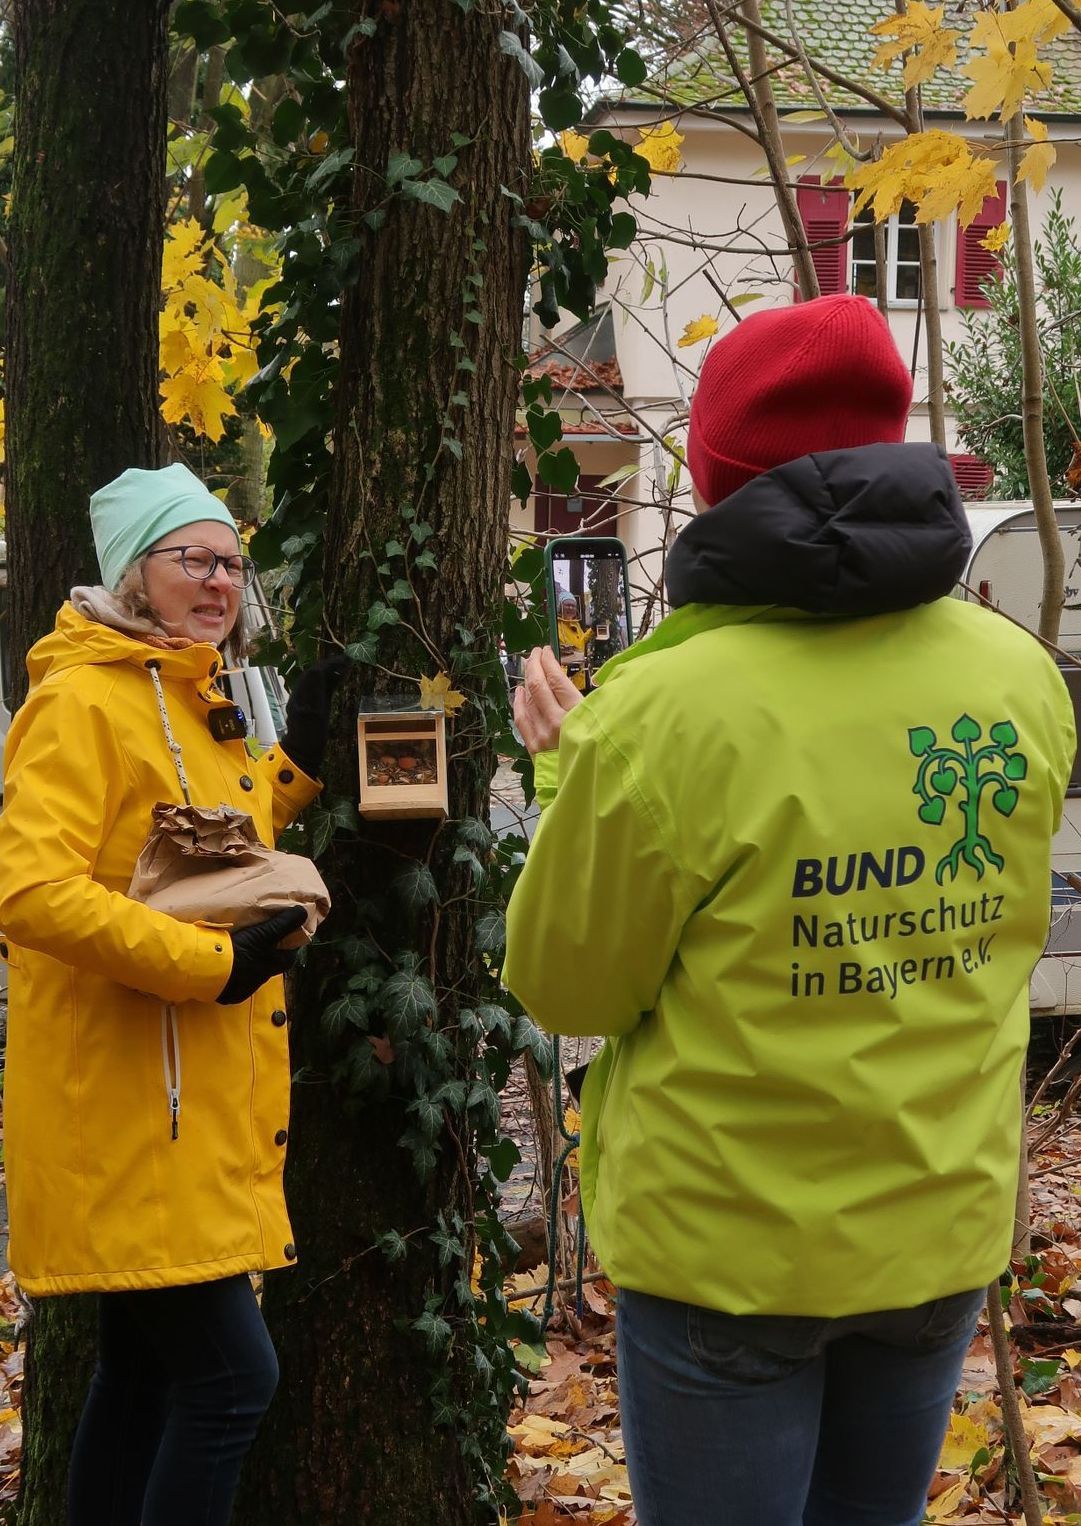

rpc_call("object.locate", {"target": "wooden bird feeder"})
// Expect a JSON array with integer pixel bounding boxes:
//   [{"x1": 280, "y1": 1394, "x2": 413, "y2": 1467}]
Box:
[{"x1": 357, "y1": 695, "x2": 448, "y2": 820}]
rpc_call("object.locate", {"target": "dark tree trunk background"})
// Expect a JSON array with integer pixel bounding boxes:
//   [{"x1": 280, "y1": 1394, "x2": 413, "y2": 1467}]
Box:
[
  {"x1": 236, "y1": 3, "x2": 529, "y2": 1520},
  {"x1": 8, "y1": 2, "x2": 170, "y2": 1518},
  {"x1": 6, "y1": 0, "x2": 168, "y2": 708}
]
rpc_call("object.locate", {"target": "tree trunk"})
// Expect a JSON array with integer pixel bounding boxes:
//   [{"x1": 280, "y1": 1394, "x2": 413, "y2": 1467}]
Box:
[
  {"x1": 235, "y1": 5, "x2": 529, "y2": 1521},
  {"x1": 8, "y1": 3, "x2": 169, "y2": 1518},
  {"x1": 7, "y1": 0, "x2": 168, "y2": 709}
]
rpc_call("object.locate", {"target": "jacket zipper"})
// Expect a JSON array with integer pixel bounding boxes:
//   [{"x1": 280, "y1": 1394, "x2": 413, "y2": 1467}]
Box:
[{"x1": 160, "y1": 1004, "x2": 182, "y2": 1140}]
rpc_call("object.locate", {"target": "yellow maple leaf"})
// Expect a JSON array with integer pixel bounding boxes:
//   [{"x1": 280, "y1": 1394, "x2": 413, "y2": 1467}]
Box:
[
  {"x1": 980, "y1": 220, "x2": 1010, "y2": 253},
  {"x1": 991, "y1": 0, "x2": 1071, "y2": 46},
  {"x1": 637, "y1": 120, "x2": 684, "y2": 174},
  {"x1": 1017, "y1": 114, "x2": 1056, "y2": 193},
  {"x1": 159, "y1": 325, "x2": 194, "y2": 377},
  {"x1": 869, "y1": 2, "x2": 960, "y2": 90},
  {"x1": 418, "y1": 671, "x2": 467, "y2": 714},
  {"x1": 558, "y1": 129, "x2": 591, "y2": 161},
  {"x1": 677, "y1": 314, "x2": 719, "y2": 348},
  {"x1": 963, "y1": 25, "x2": 1052, "y2": 122},
  {"x1": 938, "y1": 1409, "x2": 993, "y2": 1472},
  {"x1": 160, "y1": 365, "x2": 234, "y2": 443},
  {"x1": 1064, "y1": 1347, "x2": 1081, "y2": 1369}
]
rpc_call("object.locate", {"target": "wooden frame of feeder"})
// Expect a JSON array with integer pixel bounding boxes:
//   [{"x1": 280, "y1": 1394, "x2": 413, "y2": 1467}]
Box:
[{"x1": 357, "y1": 702, "x2": 448, "y2": 820}]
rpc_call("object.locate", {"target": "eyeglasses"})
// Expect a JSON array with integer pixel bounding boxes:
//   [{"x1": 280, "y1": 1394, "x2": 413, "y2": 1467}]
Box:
[{"x1": 145, "y1": 545, "x2": 256, "y2": 589}]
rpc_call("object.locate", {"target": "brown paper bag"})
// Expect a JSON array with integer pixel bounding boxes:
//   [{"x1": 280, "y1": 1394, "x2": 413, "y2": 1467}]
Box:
[{"x1": 128, "y1": 803, "x2": 331, "y2": 947}]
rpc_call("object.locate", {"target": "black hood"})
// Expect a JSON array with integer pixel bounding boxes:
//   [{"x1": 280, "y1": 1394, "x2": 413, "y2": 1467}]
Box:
[{"x1": 665, "y1": 442, "x2": 971, "y2": 617}]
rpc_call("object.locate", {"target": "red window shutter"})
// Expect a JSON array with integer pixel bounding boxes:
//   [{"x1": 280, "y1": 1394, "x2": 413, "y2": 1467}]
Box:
[
  {"x1": 795, "y1": 178, "x2": 849, "y2": 299},
  {"x1": 948, "y1": 452, "x2": 994, "y2": 499},
  {"x1": 955, "y1": 182, "x2": 1007, "y2": 309}
]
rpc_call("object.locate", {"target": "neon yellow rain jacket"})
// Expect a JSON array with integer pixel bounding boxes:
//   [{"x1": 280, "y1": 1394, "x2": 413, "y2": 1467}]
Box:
[
  {"x1": 0, "y1": 606, "x2": 320, "y2": 1295},
  {"x1": 504, "y1": 444, "x2": 1076, "y2": 1317}
]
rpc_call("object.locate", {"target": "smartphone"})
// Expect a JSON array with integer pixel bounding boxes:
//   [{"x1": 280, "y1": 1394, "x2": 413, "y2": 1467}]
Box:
[{"x1": 543, "y1": 536, "x2": 634, "y2": 697}]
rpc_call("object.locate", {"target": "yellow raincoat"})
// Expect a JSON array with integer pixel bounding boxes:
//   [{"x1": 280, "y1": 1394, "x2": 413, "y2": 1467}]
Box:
[{"x1": 0, "y1": 606, "x2": 320, "y2": 1296}]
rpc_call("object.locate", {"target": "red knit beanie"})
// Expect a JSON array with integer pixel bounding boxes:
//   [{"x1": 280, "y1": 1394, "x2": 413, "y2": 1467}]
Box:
[{"x1": 686, "y1": 295, "x2": 914, "y2": 507}]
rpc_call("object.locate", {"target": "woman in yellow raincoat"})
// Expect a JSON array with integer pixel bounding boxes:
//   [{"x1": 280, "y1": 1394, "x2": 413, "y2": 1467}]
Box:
[
  {"x1": 556, "y1": 592, "x2": 594, "y2": 693},
  {"x1": 0, "y1": 464, "x2": 343, "y2": 1526}
]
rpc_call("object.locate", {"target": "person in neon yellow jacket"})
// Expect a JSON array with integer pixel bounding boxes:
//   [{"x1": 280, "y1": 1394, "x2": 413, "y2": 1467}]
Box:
[{"x1": 504, "y1": 297, "x2": 1075, "y2": 1526}]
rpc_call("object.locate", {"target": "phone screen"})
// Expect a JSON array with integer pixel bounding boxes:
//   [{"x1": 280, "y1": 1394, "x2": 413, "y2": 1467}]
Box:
[{"x1": 547, "y1": 540, "x2": 632, "y2": 696}]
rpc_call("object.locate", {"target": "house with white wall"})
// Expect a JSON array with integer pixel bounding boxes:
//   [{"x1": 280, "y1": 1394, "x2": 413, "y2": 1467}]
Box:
[{"x1": 513, "y1": 1, "x2": 1081, "y2": 617}]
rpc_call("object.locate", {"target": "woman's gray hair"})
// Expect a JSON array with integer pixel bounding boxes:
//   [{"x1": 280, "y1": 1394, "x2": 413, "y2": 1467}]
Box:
[{"x1": 114, "y1": 555, "x2": 251, "y2": 661}]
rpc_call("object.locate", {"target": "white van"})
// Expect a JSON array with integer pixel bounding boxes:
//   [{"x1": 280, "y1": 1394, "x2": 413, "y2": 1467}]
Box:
[
  {"x1": 0, "y1": 536, "x2": 286, "y2": 798},
  {"x1": 958, "y1": 503, "x2": 1081, "y2": 1016}
]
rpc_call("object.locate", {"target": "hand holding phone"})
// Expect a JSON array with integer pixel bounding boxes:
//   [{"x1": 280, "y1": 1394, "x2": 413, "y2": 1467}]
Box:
[{"x1": 512, "y1": 646, "x2": 582, "y2": 758}]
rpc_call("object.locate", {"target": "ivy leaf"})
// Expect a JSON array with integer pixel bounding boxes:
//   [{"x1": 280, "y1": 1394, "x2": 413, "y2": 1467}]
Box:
[
  {"x1": 412, "y1": 1308, "x2": 453, "y2": 1353},
  {"x1": 498, "y1": 29, "x2": 543, "y2": 89},
  {"x1": 453, "y1": 845, "x2": 485, "y2": 886},
  {"x1": 474, "y1": 908, "x2": 506, "y2": 956},
  {"x1": 345, "y1": 633, "x2": 379, "y2": 664},
  {"x1": 512, "y1": 1014, "x2": 553, "y2": 1076},
  {"x1": 458, "y1": 816, "x2": 494, "y2": 851},
  {"x1": 395, "y1": 861, "x2": 439, "y2": 913},
  {"x1": 402, "y1": 178, "x2": 460, "y2": 213},
  {"x1": 382, "y1": 963, "x2": 437, "y2": 1036},
  {"x1": 322, "y1": 991, "x2": 369, "y2": 1039},
  {"x1": 386, "y1": 578, "x2": 413, "y2": 603},
  {"x1": 310, "y1": 797, "x2": 360, "y2": 858},
  {"x1": 433, "y1": 153, "x2": 459, "y2": 178},
  {"x1": 367, "y1": 600, "x2": 401, "y2": 631},
  {"x1": 375, "y1": 1228, "x2": 409, "y2": 1262},
  {"x1": 386, "y1": 150, "x2": 422, "y2": 184},
  {"x1": 409, "y1": 1093, "x2": 444, "y2": 1140},
  {"x1": 477, "y1": 1003, "x2": 512, "y2": 1039},
  {"x1": 307, "y1": 145, "x2": 354, "y2": 191}
]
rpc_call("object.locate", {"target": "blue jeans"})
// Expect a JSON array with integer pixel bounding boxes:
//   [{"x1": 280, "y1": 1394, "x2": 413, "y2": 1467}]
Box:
[
  {"x1": 67, "y1": 1274, "x2": 278, "y2": 1525},
  {"x1": 617, "y1": 1286, "x2": 985, "y2": 1526}
]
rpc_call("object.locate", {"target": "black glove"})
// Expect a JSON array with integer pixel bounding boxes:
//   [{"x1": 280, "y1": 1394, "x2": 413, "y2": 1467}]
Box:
[
  {"x1": 279, "y1": 653, "x2": 350, "y2": 779},
  {"x1": 216, "y1": 906, "x2": 308, "y2": 1006}
]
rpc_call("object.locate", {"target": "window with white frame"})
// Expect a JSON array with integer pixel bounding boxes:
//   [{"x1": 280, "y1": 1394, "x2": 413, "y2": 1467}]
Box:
[{"x1": 851, "y1": 199, "x2": 922, "y2": 306}]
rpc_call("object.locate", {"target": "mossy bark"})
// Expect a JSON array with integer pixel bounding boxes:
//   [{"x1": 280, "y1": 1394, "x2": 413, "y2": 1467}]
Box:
[
  {"x1": 6, "y1": 0, "x2": 168, "y2": 708},
  {"x1": 8, "y1": 4, "x2": 169, "y2": 1520},
  {"x1": 235, "y1": 4, "x2": 529, "y2": 1521}
]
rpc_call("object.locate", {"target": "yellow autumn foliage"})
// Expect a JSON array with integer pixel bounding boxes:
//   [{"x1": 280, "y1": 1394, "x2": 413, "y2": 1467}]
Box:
[
  {"x1": 418, "y1": 671, "x2": 468, "y2": 714},
  {"x1": 677, "y1": 314, "x2": 719, "y2": 348},
  {"x1": 1018, "y1": 114, "x2": 1056, "y2": 194},
  {"x1": 869, "y1": 2, "x2": 960, "y2": 90},
  {"x1": 980, "y1": 221, "x2": 1010, "y2": 253},
  {"x1": 159, "y1": 217, "x2": 269, "y2": 444},
  {"x1": 846, "y1": 130, "x2": 998, "y2": 228},
  {"x1": 636, "y1": 121, "x2": 684, "y2": 174}
]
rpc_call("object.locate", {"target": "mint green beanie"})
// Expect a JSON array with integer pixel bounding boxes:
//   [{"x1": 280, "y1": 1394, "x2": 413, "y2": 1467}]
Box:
[{"x1": 90, "y1": 463, "x2": 240, "y2": 592}]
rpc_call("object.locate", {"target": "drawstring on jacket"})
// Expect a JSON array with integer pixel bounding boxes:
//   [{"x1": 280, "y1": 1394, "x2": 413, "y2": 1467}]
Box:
[{"x1": 148, "y1": 663, "x2": 193, "y2": 1140}]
